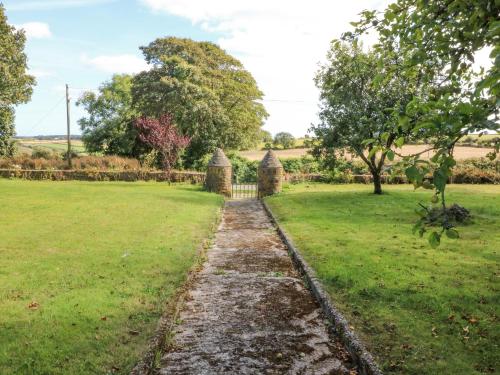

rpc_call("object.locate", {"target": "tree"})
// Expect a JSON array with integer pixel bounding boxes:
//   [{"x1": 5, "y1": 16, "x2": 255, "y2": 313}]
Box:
[
  {"x1": 132, "y1": 37, "x2": 268, "y2": 164},
  {"x1": 311, "y1": 41, "x2": 421, "y2": 194},
  {"x1": 260, "y1": 129, "x2": 273, "y2": 144},
  {"x1": 273, "y1": 132, "x2": 296, "y2": 149},
  {"x1": 0, "y1": 4, "x2": 35, "y2": 156},
  {"x1": 346, "y1": 0, "x2": 499, "y2": 244},
  {"x1": 135, "y1": 114, "x2": 190, "y2": 174},
  {"x1": 77, "y1": 74, "x2": 140, "y2": 156}
]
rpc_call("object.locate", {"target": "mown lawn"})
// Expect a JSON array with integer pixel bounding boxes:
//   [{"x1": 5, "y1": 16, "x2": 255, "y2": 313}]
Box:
[
  {"x1": 266, "y1": 184, "x2": 499, "y2": 374},
  {"x1": 0, "y1": 180, "x2": 223, "y2": 374}
]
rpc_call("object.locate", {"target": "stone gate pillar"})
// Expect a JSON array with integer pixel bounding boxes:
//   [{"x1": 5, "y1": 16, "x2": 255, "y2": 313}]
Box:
[
  {"x1": 258, "y1": 150, "x2": 283, "y2": 198},
  {"x1": 205, "y1": 148, "x2": 232, "y2": 197}
]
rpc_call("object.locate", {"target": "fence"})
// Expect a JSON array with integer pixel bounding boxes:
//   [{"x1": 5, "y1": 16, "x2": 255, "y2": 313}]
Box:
[{"x1": 231, "y1": 183, "x2": 258, "y2": 198}]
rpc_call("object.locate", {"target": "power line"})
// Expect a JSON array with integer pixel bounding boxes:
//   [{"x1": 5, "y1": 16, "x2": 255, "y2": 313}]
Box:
[{"x1": 24, "y1": 95, "x2": 66, "y2": 135}]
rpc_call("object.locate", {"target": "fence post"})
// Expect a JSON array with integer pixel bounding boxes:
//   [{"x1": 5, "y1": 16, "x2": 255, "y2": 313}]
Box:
[{"x1": 205, "y1": 148, "x2": 232, "y2": 197}]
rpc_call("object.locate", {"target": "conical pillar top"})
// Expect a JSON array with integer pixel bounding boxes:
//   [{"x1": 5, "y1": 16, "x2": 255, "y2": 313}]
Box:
[
  {"x1": 208, "y1": 148, "x2": 231, "y2": 167},
  {"x1": 260, "y1": 149, "x2": 282, "y2": 168}
]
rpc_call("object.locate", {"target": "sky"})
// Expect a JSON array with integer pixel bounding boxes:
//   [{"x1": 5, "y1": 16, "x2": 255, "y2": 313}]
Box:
[{"x1": 6, "y1": 0, "x2": 489, "y2": 138}]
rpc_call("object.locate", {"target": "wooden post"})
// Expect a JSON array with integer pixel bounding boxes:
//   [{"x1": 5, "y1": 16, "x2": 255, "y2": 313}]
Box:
[{"x1": 66, "y1": 84, "x2": 72, "y2": 168}]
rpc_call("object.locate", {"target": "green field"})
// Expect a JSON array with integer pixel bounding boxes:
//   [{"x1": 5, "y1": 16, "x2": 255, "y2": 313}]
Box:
[
  {"x1": 266, "y1": 184, "x2": 499, "y2": 374},
  {"x1": 0, "y1": 180, "x2": 223, "y2": 374},
  {"x1": 14, "y1": 139, "x2": 87, "y2": 156}
]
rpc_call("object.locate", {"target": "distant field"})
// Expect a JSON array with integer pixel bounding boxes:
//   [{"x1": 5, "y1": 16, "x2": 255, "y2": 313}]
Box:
[
  {"x1": 14, "y1": 139, "x2": 87, "y2": 156},
  {"x1": 240, "y1": 145, "x2": 495, "y2": 161}
]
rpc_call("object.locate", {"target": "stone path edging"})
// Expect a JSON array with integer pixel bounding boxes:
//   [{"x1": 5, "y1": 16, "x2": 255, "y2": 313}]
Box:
[
  {"x1": 262, "y1": 200, "x2": 383, "y2": 375},
  {"x1": 130, "y1": 209, "x2": 223, "y2": 375}
]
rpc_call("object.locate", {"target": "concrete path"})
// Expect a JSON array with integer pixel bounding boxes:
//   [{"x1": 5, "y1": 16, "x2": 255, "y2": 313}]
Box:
[{"x1": 160, "y1": 199, "x2": 356, "y2": 374}]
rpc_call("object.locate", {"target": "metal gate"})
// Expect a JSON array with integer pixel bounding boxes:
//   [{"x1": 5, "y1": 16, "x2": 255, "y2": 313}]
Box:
[{"x1": 231, "y1": 183, "x2": 258, "y2": 199}]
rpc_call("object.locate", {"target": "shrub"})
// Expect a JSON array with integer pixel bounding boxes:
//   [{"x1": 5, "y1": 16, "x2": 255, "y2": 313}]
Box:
[
  {"x1": 0, "y1": 155, "x2": 142, "y2": 171},
  {"x1": 31, "y1": 147, "x2": 53, "y2": 159},
  {"x1": 280, "y1": 156, "x2": 321, "y2": 174},
  {"x1": 226, "y1": 152, "x2": 258, "y2": 183}
]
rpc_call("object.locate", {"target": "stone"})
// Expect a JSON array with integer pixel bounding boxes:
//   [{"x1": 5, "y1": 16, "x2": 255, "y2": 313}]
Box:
[
  {"x1": 159, "y1": 200, "x2": 355, "y2": 374},
  {"x1": 205, "y1": 148, "x2": 232, "y2": 197},
  {"x1": 258, "y1": 150, "x2": 283, "y2": 197}
]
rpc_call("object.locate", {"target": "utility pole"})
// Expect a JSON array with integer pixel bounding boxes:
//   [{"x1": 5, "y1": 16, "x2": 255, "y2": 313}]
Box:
[{"x1": 65, "y1": 84, "x2": 72, "y2": 168}]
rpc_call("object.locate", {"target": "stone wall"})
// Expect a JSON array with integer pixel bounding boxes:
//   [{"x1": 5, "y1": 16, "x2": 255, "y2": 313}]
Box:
[
  {"x1": 258, "y1": 150, "x2": 283, "y2": 197},
  {"x1": 258, "y1": 167, "x2": 283, "y2": 197},
  {"x1": 204, "y1": 149, "x2": 233, "y2": 196},
  {"x1": 205, "y1": 166, "x2": 232, "y2": 196}
]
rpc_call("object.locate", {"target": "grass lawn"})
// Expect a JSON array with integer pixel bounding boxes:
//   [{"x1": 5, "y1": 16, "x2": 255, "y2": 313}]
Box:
[
  {"x1": 265, "y1": 184, "x2": 499, "y2": 374},
  {"x1": 0, "y1": 180, "x2": 223, "y2": 374}
]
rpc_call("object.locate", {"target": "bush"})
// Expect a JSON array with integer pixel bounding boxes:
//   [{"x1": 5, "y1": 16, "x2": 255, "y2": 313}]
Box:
[
  {"x1": 0, "y1": 155, "x2": 141, "y2": 171},
  {"x1": 31, "y1": 147, "x2": 53, "y2": 159},
  {"x1": 280, "y1": 156, "x2": 321, "y2": 174},
  {"x1": 227, "y1": 152, "x2": 258, "y2": 183}
]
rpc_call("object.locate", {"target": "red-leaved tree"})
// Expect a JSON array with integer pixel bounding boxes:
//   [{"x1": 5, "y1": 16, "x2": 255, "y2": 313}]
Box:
[{"x1": 134, "y1": 114, "x2": 191, "y2": 174}]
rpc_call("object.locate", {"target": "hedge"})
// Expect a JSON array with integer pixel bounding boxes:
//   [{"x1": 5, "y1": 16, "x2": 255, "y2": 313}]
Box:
[{"x1": 0, "y1": 169, "x2": 205, "y2": 183}]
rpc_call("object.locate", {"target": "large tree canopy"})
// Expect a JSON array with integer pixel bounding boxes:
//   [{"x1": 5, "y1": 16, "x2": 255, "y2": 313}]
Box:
[
  {"x1": 0, "y1": 4, "x2": 35, "y2": 156},
  {"x1": 345, "y1": 0, "x2": 499, "y2": 245},
  {"x1": 77, "y1": 74, "x2": 140, "y2": 156},
  {"x1": 132, "y1": 37, "x2": 268, "y2": 164},
  {"x1": 312, "y1": 41, "x2": 424, "y2": 194}
]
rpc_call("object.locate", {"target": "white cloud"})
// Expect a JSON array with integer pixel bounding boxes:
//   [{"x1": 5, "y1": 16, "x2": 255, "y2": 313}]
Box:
[
  {"x1": 28, "y1": 68, "x2": 54, "y2": 78},
  {"x1": 141, "y1": 0, "x2": 389, "y2": 136},
  {"x1": 82, "y1": 54, "x2": 149, "y2": 74},
  {"x1": 15, "y1": 22, "x2": 52, "y2": 39},
  {"x1": 7, "y1": 0, "x2": 116, "y2": 11}
]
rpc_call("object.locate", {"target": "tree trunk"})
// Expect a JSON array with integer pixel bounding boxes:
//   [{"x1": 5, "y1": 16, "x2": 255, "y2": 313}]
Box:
[{"x1": 372, "y1": 171, "x2": 382, "y2": 194}]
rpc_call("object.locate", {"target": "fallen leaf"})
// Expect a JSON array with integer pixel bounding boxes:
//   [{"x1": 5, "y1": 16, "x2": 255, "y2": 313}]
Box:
[
  {"x1": 431, "y1": 327, "x2": 438, "y2": 337},
  {"x1": 468, "y1": 317, "x2": 479, "y2": 325}
]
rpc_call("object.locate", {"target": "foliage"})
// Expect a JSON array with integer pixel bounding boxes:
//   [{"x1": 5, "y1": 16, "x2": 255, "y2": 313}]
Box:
[
  {"x1": 0, "y1": 154, "x2": 141, "y2": 171},
  {"x1": 458, "y1": 134, "x2": 499, "y2": 148},
  {"x1": 134, "y1": 114, "x2": 190, "y2": 173},
  {"x1": 280, "y1": 156, "x2": 321, "y2": 174},
  {"x1": 312, "y1": 41, "x2": 422, "y2": 194},
  {"x1": 0, "y1": 180, "x2": 222, "y2": 374},
  {"x1": 31, "y1": 147, "x2": 53, "y2": 159},
  {"x1": 345, "y1": 0, "x2": 499, "y2": 245},
  {"x1": 266, "y1": 183, "x2": 500, "y2": 374},
  {"x1": 77, "y1": 75, "x2": 141, "y2": 156},
  {"x1": 0, "y1": 5, "x2": 35, "y2": 156},
  {"x1": 132, "y1": 37, "x2": 268, "y2": 164},
  {"x1": 227, "y1": 152, "x2": 259, "y2": 183},
  {"x1": 259, "y1": 129, "x2": 273, "y2": 144},
  {"x1": 273, "y1": 132, "x2": 296, "y2": 149}
]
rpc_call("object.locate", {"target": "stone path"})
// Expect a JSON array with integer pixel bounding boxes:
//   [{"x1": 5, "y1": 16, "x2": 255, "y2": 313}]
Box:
[{"x1": 160, "y1": 199, "x2": 356, "y2": 374}]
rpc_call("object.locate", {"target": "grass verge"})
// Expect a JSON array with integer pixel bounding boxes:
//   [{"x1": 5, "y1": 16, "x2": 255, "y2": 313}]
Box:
[{"x1": 265, "y1": 184, "x2": 499, "y2": 374}]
